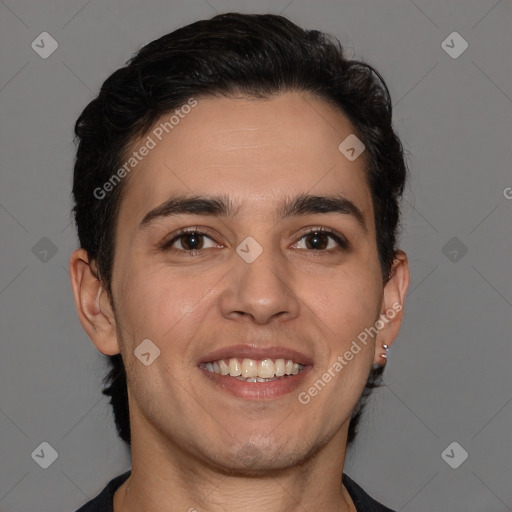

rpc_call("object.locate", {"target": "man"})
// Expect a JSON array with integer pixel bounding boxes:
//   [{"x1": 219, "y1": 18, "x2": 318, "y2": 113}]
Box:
[{"x1": 69, "y1": 12, "x2": 409, "y2": 512}]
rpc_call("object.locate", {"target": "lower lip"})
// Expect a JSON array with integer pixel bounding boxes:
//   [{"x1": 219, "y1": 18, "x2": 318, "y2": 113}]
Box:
[{"x1": 199, "y1": 366, "x2": 312, "y2": 400}]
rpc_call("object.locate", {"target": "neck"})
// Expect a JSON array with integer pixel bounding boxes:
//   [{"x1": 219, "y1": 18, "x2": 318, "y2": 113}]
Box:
[
  {"x1": 114, "y1": 400, "x2": 356, "y2": 512},
  {"x1": 113, "y1": 418, "x2": 355, "y2": 512},
  {"x1": 115, "y1": 460, "x2": 354, "y2": 512}
]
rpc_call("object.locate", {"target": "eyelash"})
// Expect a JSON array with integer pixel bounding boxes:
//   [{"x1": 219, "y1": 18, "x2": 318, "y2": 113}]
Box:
[{"x1": 159, "y1": 226, "x2": 348, "y2": 256}]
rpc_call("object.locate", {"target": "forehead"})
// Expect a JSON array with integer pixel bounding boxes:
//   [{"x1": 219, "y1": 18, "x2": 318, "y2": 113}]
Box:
[{"x1": 117, "y1": 92, "x2": 374, "y2": 229}]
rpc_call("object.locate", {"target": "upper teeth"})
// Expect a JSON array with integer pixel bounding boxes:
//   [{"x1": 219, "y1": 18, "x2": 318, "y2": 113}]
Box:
[{"x1": 204, "y1": 358, "x2": 304, "y2": 378}]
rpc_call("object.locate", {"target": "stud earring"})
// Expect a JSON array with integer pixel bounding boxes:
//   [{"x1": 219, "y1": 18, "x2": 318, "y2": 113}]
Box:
[{"x1": 372, "y1": 344, "x2": 390, "y2": 371}]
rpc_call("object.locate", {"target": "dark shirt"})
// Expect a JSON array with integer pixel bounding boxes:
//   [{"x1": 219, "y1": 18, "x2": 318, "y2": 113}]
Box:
[{"x1": 75, "y1": 470, "x2": 395, "y2": 512}]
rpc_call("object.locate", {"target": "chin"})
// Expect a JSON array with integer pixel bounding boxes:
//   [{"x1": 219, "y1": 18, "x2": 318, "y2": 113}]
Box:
[{"x1": 201, "y1": 436, "x2": 313, "y2": 474}]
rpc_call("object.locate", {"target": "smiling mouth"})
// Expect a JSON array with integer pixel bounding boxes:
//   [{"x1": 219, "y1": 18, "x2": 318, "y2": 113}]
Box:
[{"x1": 200, "y1": 357, "x2": 305, "y2": 382}]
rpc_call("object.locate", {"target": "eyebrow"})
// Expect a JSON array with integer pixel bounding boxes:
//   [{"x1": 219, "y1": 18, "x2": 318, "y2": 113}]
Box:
[{"x1": 139, "y1": 192, "x2": 368, "y2": 233}]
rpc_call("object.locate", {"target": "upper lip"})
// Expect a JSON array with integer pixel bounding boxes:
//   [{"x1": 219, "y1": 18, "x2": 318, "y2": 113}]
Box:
[{"x1": 199, "y1": 344, "x2": 313, "y2": 366}]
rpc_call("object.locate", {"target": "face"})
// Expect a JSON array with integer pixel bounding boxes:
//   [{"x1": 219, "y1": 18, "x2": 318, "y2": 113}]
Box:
[{"x1": 73, "y1": 91, "x2": 408, "y2": 473}]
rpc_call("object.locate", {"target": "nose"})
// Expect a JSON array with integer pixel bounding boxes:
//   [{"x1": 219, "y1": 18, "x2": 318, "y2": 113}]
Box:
[{"x1": 218, "y1": 243, "x2": 301, "y2": 325}]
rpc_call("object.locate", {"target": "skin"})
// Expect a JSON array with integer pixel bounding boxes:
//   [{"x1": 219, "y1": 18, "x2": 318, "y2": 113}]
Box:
[{"x1": 69, "y1": 91, "x2": 409, "y2": 512}]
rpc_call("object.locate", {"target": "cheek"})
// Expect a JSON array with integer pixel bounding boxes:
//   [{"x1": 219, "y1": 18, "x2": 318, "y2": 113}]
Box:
[
  {"x1": 303, "y1": 266, "x2": 382, "y2": 338},
  {"x1": 115, "y1": 262, "x2": 215, "y2": 350}
]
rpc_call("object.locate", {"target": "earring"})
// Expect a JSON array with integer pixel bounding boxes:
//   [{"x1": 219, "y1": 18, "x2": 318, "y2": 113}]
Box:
[{"x1": 372, "y1": 344, "x2": 390, "y2": 370}]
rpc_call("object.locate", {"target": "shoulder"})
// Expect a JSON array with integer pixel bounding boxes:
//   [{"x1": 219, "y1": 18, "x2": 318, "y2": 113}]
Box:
[
  {"x1": 342, "y1": 473, "x2": 396, "y2": 512},
  {"x1": 74, "y1": 470, "x2": 131, "y2": 512}
]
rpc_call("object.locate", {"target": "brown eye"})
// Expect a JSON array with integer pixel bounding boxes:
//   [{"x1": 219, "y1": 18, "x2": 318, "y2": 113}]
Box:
[
  {"x1": 293, "y1": 228, "x2": 348, "y2": 251},
  {"x1": 161, "y1": 229, "x2": 219, "y2": 254},
  {"x1": 175, "y1": 232, "x2": 204, "y2": 251},
  {"x1": 304, "y1": 231, "x2": 330, "y2": 250}
]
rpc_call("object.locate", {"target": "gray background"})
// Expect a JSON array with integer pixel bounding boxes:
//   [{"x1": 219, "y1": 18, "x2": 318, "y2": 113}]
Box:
[{"x1": 0, "y1": 0, "x2": 511, "y2": 511}]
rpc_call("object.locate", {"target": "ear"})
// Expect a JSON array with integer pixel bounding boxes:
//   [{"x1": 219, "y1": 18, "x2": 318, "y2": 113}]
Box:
[
  {"x1": 373, "y1": 250, "x2": 410, "y2": 365},
  {"x1": 69, "y1": 248, "x2": 120, "y2": 355}
]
